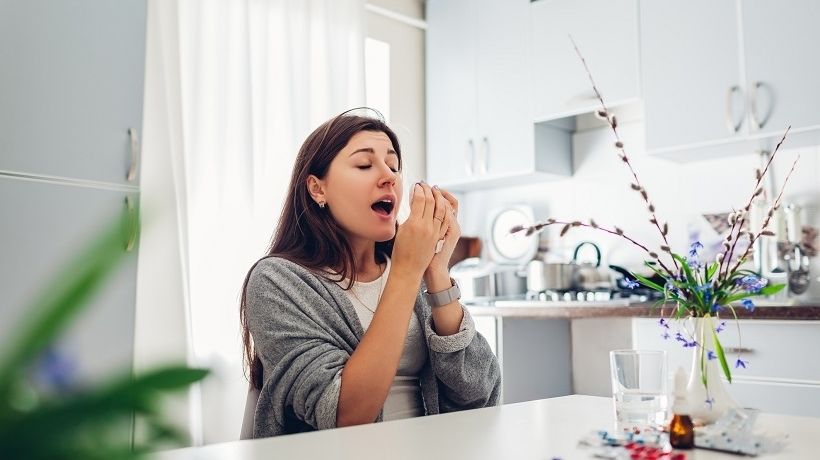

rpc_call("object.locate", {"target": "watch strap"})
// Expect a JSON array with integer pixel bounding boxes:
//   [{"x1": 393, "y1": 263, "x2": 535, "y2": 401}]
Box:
[{"x1": 424, "y1": 278, "x2": 461, "y2": 308}]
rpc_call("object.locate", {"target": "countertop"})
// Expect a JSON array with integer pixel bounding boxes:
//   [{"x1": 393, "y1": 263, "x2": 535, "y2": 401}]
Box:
[
  {"x1": 151, "y1": 395, "x2": 820, "y2": 460},
  {"x1": 466, "y1": 299, "x2": 820, "y2": 320}
]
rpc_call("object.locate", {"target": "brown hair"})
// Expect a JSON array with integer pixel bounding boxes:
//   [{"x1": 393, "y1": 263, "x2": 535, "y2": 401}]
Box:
[{"x1": 240, "y1": 110, "x2": 402, "y2": 389}]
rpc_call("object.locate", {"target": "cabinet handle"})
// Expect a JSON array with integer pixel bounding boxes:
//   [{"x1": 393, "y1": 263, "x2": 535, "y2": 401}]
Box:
[
  {"x1": 722, "y1": 346, "x2": 754, "y2": 354},
  {"x1": 127, "y1": 128, "x2": 140, "y2": 182},
  {"x1": 479, "y1": 137, "x2": 490, "y2": 175},
  {"x1": 465, "y1": 139, "x2": 475, "y2": 175},
  {"x1": 125, "y1": 195, "x2": 137, "y2": 252},
  {"x1": 726, "y1": 85, "x2": 745, "y2": 134},
  {"x1": 750, "y1": 81, "x2": 773, "y2": 131}
]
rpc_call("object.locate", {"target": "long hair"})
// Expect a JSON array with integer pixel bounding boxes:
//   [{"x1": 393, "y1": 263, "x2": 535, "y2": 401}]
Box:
[{"x1": 240, "y1": 111, "x2": 402, "y2": 389}]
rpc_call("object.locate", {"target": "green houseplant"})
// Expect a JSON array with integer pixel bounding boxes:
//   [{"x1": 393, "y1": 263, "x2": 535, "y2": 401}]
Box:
[
  {"x1": 512, "y1": 39, "x2": 794, "y2": 423},
  {"x1": 0, "y1": 209, "x2": 208, "y2": 459}
]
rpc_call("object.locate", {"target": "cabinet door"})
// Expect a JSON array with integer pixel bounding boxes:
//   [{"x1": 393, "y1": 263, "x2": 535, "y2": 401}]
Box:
[
  {"x1": 0, "y1": 177, "x2": 138, "y2": 389},
  {"x1": 742, "y1": 0, "x2": 820, "y2": 136},
  {"x1": 475, "y1": 0, "x2": 533, "y2": 176},
  {"x1": 425, "y1": 0, "x2": 478, "y2": 185},
  {"x1": 531, "y1": 0, "x2": 640, "y2": 121},
  {"x1": 0, "y1": 0, "x2": 146, "y2": 184},
  {"x1": 640, "y1": 0, "x2": 745, "y2": 151}
]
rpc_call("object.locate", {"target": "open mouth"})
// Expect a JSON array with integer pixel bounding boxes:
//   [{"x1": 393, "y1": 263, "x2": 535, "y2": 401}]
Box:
[{"x1": 371, "y1": 199, "x2": 395, "y2": 216}]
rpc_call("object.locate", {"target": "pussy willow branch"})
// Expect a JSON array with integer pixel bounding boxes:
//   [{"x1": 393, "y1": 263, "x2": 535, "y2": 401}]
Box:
[
  {"x1": 512, "y1": 220, "x2": 676, "y2": 278},
  {"x1": 718, "y1": 127, "x2": 791, "y2": 281},
  {"x1": 728, "y1": 155, "x2": 800, "y2": 277},
  {"x1": 569, "y1": 35, "x2": 679, "y2": 273}
]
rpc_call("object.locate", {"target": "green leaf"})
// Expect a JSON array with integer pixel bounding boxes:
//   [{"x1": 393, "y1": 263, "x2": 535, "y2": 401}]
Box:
[
  {"x1": 759, "y1": 283, "x2": 786, "y2": 295},
  {"x1": 632, "y1": 272, "x2": 665, "y2": 292},
  {"x1": 712, "y1": 327, "x2": 733, "y2": 384},
  {"x1": 706, "y1": 261, "x2": 719, "y2": 282}
]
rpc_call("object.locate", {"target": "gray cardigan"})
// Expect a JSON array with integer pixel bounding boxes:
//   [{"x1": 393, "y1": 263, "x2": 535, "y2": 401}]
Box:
[{"x1": 245, "y1": 256, "x2": 502, "y2": 438}]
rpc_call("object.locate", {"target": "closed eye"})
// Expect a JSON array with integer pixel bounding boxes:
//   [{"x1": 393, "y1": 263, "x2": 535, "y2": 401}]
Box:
[{"x1": 357, "y1": 165, "x2": 400, "y2": 173}]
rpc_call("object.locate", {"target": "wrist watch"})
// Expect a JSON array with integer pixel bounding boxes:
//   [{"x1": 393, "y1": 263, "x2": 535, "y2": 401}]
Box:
[{"x1": 424, "y1": 277, "x2": 461, "y2": 308}]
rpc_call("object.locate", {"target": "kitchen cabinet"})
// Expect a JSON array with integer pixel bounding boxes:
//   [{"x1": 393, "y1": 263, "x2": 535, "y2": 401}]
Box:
[
  {"x1": 0, "y1": 0, "x2": 146, "y2": 185},
  {"x1": 0, "y1": 176, "x2": 139, "y2": 389},
  {"x1": 632, "y1": 318, "x2": 820, "y2": 418},
  {"x1": 530, "y1": 0, "x2": 640, "y2": 121},
  {"x1": 426, "y1": 0, "x2": 570, "y2": 191},
  {"x1": 640, "y1": 0, "x2": 820, "y2": 160}
]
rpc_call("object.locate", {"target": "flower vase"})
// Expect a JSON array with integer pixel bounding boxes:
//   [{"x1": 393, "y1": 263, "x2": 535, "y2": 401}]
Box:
[{"x1": 686, "y1": 317, "x2": 739, "y2": 424}]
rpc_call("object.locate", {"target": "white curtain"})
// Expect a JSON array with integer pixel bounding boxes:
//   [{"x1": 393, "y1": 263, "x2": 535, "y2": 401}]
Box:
[{"x1": 137, "y1": 0, "x2": 365, "y2": 445}]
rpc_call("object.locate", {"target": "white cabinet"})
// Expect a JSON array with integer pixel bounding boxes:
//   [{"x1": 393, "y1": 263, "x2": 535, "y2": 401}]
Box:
[
  {"x1": 640, "y1": 0, "x2": 820, "y2": 160},
  {"x1": 632, "y1": 318, "x2": 820, "y2": 418},
  {"x1": 426, "y1": 0, "x2": 570, "y2": 191},
  {"x1": 530, "y1": 0, "x2": 640, "y2": 121},
  {"x1": 0, "y1": 0, "x2": 146, "y2": 185}
]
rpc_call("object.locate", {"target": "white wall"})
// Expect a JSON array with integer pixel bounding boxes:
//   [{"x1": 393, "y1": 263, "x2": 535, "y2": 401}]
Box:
[{"x1": 459, "y1": 105, "x2": 820, "y2": 300}]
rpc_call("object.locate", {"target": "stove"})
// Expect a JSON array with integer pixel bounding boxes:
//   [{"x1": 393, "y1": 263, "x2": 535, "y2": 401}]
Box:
[{"x1": 525, "y1": 287, "x2": 663, "y2": 303}]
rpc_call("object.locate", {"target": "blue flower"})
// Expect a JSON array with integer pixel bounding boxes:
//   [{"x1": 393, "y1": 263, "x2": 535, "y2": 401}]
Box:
[
  {"x1": 683, "y1": 340, "x2": 698, "y2": 348},
  {"x1": 736, "y1": 275, "x2": 768, "y2": 293},
  {"x1": 711, "y1": 303, "x2": 724, "y2": 314},
  {"x1": 715, "y1": 321, "x2": 726, "y2": 333},
  {"x1": 675, "y1": 332, "x2": 686, "y2": 343},
  {"x1": 705, "y1": 397, "x2": 715, "y2": 409},
  {"x1": 735, "y1": 358, "x2": 749, "y2": 369},
  {"x1": 658, "y1": 318, "x2": 670, "y2": 329},
  {"x1": 661, "y1": 332, "x2": 670, "y2": 340},
  {"x1": 687, "y1": 256, "x2": 702, "y2": 270},
  {"x1": 688, "y1": 241, "x2": 704, "y2": 257},
  {"x1": 624, "y1": 278, "x2": 640, "y2": 289},
  {"x1": 741, "y1": 298, "x2": 755, "y2": 312},
  {"x1": 707, "y1": 350, "x2": 717, "y2": 360},
  {"x1": 34, "y1": 346, "x2": 76, "y2": 393}
]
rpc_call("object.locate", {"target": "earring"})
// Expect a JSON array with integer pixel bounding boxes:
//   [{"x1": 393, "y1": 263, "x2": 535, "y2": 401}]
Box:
[{"x1": 318, "y1": 201, "x2": 326, "y2": 209}]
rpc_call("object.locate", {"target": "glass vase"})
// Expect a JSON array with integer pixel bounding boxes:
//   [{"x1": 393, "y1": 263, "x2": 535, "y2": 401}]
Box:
[{"x1": 686, "y1": 317, "x2": 739, "y2": 424}]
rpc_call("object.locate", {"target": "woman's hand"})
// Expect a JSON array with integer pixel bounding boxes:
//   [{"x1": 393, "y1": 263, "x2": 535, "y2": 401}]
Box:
[
  {"x1": 424, "y1": 186, "x2": 460, "y2": 286},
  {"x1": 392, "y1": 183, "x2": 449, "y2": 279}
]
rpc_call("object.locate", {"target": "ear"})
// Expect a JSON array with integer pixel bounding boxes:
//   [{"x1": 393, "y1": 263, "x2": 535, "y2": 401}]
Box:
[{"x1": 306, "y1": 175, "x2": 326, "y2": 205}]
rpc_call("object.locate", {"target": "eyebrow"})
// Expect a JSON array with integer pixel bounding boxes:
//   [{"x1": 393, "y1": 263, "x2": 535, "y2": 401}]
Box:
[{"x1": 348, "y1": 147, "x2": 398, "y2": 157}]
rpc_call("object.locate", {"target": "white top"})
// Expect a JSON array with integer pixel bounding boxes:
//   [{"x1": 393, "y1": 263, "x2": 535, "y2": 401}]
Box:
[
  {"x1": 153, "y1": 395, "x2": 820, "y2": 460},
  {"x1": 338, "y1": 257, "x2": 427, "y2": 421}
]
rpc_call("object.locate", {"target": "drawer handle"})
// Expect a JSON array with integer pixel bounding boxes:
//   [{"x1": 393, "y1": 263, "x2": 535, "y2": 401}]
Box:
[
  {"x1": 723, "y1": 346, "x2": 753, "y2": 354},
  {"x1": 127, "y1": 128, "x2": 140, "y2": 182},
  {"x1": 750, "y1": 81, "x2": 773, "y2": 131}
]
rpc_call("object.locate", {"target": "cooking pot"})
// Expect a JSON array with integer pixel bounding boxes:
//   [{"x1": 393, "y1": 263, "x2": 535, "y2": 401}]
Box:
[
  {"x1": 526, "y1": 259, "x2": 575, "y2": 292},
  {"x1": 452, "y1": 257, "x2": 526, "y2": 301},
  {"x1": 572, "y1": 241, "x2": 608, "y2": 290}
]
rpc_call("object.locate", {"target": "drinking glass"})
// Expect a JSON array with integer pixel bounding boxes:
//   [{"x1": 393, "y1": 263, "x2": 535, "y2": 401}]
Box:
[{"x1": 609, "y1": 349, "x2": 668, "y2": 429}]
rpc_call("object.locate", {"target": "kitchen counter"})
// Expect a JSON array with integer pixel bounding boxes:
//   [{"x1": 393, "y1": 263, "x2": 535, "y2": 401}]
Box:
[
  {"x1": 467, "y1": 300, "x2": 820, "y2": 320},
  {"x1": 152, "y1": 395, "x2": 819, "y2": 460}
]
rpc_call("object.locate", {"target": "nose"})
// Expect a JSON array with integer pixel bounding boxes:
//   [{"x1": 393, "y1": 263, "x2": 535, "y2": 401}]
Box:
[{"x1": 378, "y1": 165, "x2": 397, "y2": 187}]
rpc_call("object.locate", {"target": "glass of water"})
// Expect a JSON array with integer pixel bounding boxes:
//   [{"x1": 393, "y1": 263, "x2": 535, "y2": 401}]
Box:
[{"x1": 609, "y1": 349, "x2": 668, "y2": 430}]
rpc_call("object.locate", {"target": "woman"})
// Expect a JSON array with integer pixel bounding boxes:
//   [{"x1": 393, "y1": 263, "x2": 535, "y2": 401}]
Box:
[{"x1": 240, "y1": 111, "x2": 501, "y2": 438}]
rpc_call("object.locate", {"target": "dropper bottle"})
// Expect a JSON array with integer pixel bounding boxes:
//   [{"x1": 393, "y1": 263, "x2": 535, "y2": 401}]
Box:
[{"x1": 669, "y1": 367, "x2": 694, "y2": 449}]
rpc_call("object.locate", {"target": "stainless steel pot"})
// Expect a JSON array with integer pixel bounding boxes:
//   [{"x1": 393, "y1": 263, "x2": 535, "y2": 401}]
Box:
[
  {"x1": 452, "y1": 257, "x2": 526, "y2": 301},
  {"x1": 526, "y1": 259, "x2": 576, "y2": 292}
]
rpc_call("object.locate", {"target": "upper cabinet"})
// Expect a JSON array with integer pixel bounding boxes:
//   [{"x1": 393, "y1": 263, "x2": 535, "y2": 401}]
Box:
[
  {"x1": 530, "y1": 0, "x2": 640, "y2": 121},
  {"x1": 0, "y1": 0, "x2": 146, "y2": 185},
  {"x1": 426, "y1": 0, "x2": 570, "y2": 191},
  {"x1": 641, "y1": 0, "x2": 820, "y2": 160}
]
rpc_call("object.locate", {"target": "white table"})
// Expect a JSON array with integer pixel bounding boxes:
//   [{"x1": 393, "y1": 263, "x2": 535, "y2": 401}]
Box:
[{"x1": 152, "y1": 395, "x2": 818, "y2": 459}]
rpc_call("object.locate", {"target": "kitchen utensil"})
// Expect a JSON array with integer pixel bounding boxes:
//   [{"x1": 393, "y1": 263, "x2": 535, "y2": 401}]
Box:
[
  {"x1": 572, "y1": 241, "x2": 604, "y2": 290},
  {"x1": 526, "y1": 259, "x2": 575, "y2": 292},
  {"x1": 451, "y1": 257, "x2": 526, "y2": 301},
  {"x1": 487, "y1": 205, "x2": 537, "y2": 264}
]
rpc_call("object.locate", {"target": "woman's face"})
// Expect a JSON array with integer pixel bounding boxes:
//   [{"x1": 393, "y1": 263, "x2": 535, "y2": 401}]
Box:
[{"x1": 313, "y1": 130, "x2": 403, "y2": 244}]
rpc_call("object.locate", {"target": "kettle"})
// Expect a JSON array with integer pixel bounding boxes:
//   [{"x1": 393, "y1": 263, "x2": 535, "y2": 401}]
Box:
[{"x1": 572, "y1": 241, "x2": 606, "y2": 290}]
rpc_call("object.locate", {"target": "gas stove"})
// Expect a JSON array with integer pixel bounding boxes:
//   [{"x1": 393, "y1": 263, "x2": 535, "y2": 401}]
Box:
[{"x1": 525, "y1": 287, "x2": 664, "y2": 303}]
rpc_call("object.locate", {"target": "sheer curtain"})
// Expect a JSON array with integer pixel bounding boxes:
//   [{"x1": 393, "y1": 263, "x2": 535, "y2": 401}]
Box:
[{"x1": 137, "y1": 0, "x2": 365, "y2": 444}]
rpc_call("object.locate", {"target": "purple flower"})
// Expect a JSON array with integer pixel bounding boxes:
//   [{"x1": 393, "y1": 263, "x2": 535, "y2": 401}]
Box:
[
  {"x1": 707, "y1": 350, "x2": 717, "y2": 360},
  {"x1": 658, "y1": 318, "x2": 670, "y2": 329},
  {"x1": 675, "y1": 332, "x2": 686, "y2": 343},
  {"x1": 34, "y1": 347, "x2": 76, "y2": 393},
  {"x1": 715, "y1": 321, "x2": 726, "y2": 333},
  {"x1": 661, "y1": 332, "x2": 670, "y2": 340},
  {"x1": 689, "y1": 241, "x2": 704, "y2": 257},
  {"x1": 736, "y1": 275, "x2": 768, "y2": 293},
  {"x1": 705, "y1": 397, "x2": 715, "y2": 409},
  {"x1": 624, "y1": 278, "x2": 640, "y2": 289},
  {"x1": 683, "y1": 340, "x2": 698, "y2": 348},
  {"x1": 741, "y1": 298, "x2": 756, "y2": 312},
  {"x1": 711, "y1": 303, "x2": 724, "y2": 314},
  {"x1": 735, "y1": 358, "x2": 749, "y2": 369},
  {"x1": 687, "y1": 256, "x2": 702, "y2": 270}
]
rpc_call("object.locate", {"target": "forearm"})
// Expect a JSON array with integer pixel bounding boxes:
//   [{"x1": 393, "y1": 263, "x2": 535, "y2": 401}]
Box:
[
  {"x1": 424, "y1": 269, "x2": 464, "y2": 336},
  {"x1": 336, "y1": 267, "x2": 422, "y2": 427}
]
